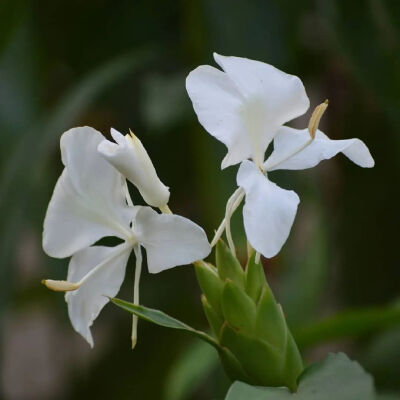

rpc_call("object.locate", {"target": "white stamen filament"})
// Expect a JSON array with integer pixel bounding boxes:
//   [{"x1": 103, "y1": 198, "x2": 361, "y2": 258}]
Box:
[
  {"x1": 125, "y1": 181, "x2": 134, "y2": 207},
  {"x1": 263, "y1": 138, "x2": 314, "y2": 172},
  {"x1": 131, "y1": 244, "x2": 142, "y2": 349},
  {"x1": 42, "y1": 241, "x2": 134, "y2": 293},
  {"x1": 211, "y1": 187, "x2": 244, "y2": 251}
]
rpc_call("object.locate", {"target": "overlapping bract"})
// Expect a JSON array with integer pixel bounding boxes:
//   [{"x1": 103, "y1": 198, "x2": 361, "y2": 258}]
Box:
[{"x1": 195, "y1": 241, "x2": 303, "y2": 390}]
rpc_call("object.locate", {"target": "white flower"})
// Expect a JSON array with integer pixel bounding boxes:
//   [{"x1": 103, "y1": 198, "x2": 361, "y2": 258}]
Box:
[
  {"x1": 186, "y1": 53, "x2": 310, "y2": 169},
  {"x1": 186, "y1": 54, "x2": 374, "y2": 258},
  {"x1": 98, "y1": 128, "x2": 170, "y2": 208},
  {"x1": 42, "y1": 127, "x2": 210, "y2": 347}
]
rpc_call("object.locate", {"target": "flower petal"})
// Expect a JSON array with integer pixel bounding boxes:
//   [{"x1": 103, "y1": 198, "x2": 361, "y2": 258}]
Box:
[
  {"x1": 213, "y1": 54, "x2": 309, "y2": 124},
  {"x1": 264, "y1": 127, "x2": 375, "y2": 171},
  {"x1": 134, "y1": 207, "x2": 211, "y2": 273},
  {"x1": 186, "y1": 65, "x2": 252, "y2": 169},
  {"x1": 237, "y1": 160, "x2": 300, "y2": 258},
  {"x1": 43, "y1": 127, "x2": 134, "y2": 258},
  {"x1": 186, "y1": 54, "x2": 309, "y2": 168},
  {"x1": 65, "y1": 243, "x2": 132, "y2": 347},
  {"x1": 98, "y1": 128, "x2": 170, "y2": 207}
]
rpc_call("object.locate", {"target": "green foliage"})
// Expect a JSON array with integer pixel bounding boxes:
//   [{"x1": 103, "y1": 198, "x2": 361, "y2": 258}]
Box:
[
  {"x1": 225, "y1": 353, "x2": 375, "y2": 400},
  {"x1": 294, "y1": 300, "x2": 400, "y2": 350},
  {"x1": 163, "y1": 340, "x2": 219, "y2": 400},
  {"x1": 110, "y1": 298, "x2": 219, "y2": 349}
]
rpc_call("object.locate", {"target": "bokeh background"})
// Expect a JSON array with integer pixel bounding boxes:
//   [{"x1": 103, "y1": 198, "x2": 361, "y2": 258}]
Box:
[{"x1": 1, "y1": 0, "x2": 399, "y2": 399}]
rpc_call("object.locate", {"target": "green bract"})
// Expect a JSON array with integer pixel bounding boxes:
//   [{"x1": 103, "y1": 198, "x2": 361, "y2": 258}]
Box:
[{"x1": 196, "y1": 241, "x2": 303, "y2": 390}]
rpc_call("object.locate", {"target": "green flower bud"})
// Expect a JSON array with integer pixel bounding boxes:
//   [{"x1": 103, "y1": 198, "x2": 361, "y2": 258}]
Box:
[{"x1": 196, "y1": 240, "x2": 304, "y2": 391}]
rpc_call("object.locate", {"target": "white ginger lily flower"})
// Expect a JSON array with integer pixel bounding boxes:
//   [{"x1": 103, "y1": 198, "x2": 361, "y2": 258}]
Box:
[
  {"x1": 186, "y1": 53, "x2": 374, "y2": 258},
  {"x1": 98, "y1": 128, "x2": 170, "y2": 208},
  {"x1": 42, "y1": 127, "x2": 210, "y2": 347}
]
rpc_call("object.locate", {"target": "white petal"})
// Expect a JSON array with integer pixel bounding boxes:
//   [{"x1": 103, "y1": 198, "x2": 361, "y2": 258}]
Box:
[
  {"x1": 43, "y1": 127, "x2": 134, "y2": 258},
  {"x1": 214, "y1": 53, "x2": 309, "y2": 158},
  {"x1": 98, "y1": 128, "x2": 170, "y2": 207},
  {"x1": 186, "y1": 55, "x2": 309, "y2": 168},
  {"x1": 65, "y1": 243, "x2": 132, "y2": 347},
  {"x1": 186, "y1": 65, "x2": 252, "y2": 169},
  {"x1": 237, "y1": 160, "x2": 300, "y2": 258},
  {"x1": 264, "y1": 127, "x2": 375, "y2": 171},
  {"x1": 133, "y1": 207, "x2": 211, "y2": 273}
]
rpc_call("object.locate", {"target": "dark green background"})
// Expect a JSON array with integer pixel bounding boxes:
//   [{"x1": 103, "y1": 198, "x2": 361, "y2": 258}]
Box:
[{"x1": 0, "y1": 0, "x2": 399, "y2": 399}]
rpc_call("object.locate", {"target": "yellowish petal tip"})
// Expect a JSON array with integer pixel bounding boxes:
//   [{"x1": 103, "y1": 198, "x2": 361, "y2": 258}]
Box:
[
  {"x1": 42, "y1": 279, "x2": 80, "y2": 292},
  {"x1": 129, "y1": 129, "x2": 138, "y2": 139}
]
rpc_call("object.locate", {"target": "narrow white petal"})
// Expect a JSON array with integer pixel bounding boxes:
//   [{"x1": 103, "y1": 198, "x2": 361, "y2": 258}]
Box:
[
  {"x1": 264, "y1": 127, "x2": 375, "y2": 171},
  {"x1": 43, "y1": 127, "x2": 134, "y2": 258},
  {"x1": 98, "y1": 128, "x2": 170, "y2": 207},
  {"x1": 186, "y1": 65, "x2": 252, "y2": 169},
  {"x1": 65, "y1": 243, "x2": 132, "y2": 347},
  {"x1": 134, "y1": 207, "x2": 211, "y2": 274},
  {"x1": 237, "y1": 161, "x2": 300, "y2": 258}
]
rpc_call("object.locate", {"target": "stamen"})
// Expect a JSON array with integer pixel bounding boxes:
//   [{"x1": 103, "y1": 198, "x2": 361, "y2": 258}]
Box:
[
  {"x1": 131, "y1": 244, "x2": 142, "y2": 349},
  {"x1": 263, "y1": 99, "x2": 329, "y2": 173},
  {"x1": 308, "y1": 99, "x2": 329, "y2": 139},
  {"x1": 211, "y1": 187, "x2": 245, "y2": 248},
  {"x1": 42, "y1": 279, "x2": 80, "y2": 292}
]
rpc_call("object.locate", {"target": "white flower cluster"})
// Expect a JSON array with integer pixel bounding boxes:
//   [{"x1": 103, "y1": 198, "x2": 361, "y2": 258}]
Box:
[
  {"x1": 43, "y1": 53, "x2": 374, "y2": 348},
  {"x1": 42, "y1": 127, "x2": 210, "y2": 347}
]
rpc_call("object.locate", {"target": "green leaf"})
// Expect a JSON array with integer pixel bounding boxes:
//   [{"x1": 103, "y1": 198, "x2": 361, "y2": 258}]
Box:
[
  {"x1": 201, "y1": 294, "x2": 224, "y2": 338},
  {"x1": 110, "y1": 298, "x2": 219, "y2": 349},
  {"x1": 245, "y1": 253, "x2": 266, "y2": 303},
  {"x1": 294, "y1": 301, "x2": 400, "y2": 350},
  {"x1": 225, "y1": 353, "x2": 375, "y2": 400},
  {"x1": 111, "y1": 297, "x2": 249, "y2": 386},
  {"x1": 221, "y1": 281, "x2": 256, "y2": 333},
  {"x1": 216, "y1": 240, "x2": 245, "y2": 288},
  {"x1": 163, "y1": 340, "x2": 219, "y2": 400},
  {"x1": 195, "y1": 261, "x2": 223, "y2": 315}
]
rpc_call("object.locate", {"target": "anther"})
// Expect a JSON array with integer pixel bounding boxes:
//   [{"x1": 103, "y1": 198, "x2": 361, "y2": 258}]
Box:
[{"x1": 308, "y1": 99, "x2": 329, "y2": 139}]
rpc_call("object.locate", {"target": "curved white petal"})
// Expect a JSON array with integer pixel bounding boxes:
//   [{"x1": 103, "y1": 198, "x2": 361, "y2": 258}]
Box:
[
  {"x1": 186, "y1": 65, "x2": 252, "y2": 169},
  {"x1": 98, "y1": 128, "x2": 170, "y2": 207},
  {"x1": 133, "y1": 207, "x2": 211, "y2": 274},
  {"x1": 264, "y1": 127, "x2": 375, "y2": 171},
  {"x1": 65, "y1": 243, "x2": 132, "y2": 347},
  {"x1": 43, "y1": 127, "x2": 134, "y2": 258},
  {"x1": 214, "y1": 53, "x2": 309, "y2": 160},
  {"x1": 186, "y1": 55, "x2": 309, "y2": 168},
  {"x1": 237, "y1": 160, "x2": 300, "y2": 258}
]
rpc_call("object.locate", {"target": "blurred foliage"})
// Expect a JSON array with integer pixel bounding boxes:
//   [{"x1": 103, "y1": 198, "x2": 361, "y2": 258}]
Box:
[{"x1": 0, "y1": 0, "x2": 399, "y2": 399}]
